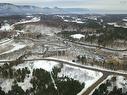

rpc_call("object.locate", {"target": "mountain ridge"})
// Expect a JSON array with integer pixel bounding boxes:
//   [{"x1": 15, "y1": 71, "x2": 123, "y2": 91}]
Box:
[{"x1": 0, "y1": 3, "x2": 90, "y2": 15}]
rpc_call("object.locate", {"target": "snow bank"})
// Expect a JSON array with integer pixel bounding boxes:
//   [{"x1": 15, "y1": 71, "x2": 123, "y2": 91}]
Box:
[
  {"x1": 123, "y1": 19, "x2": 127, "y2": 22},
  {"x1": 71, "y1": 34, "x2": 85, "y2": 39}
]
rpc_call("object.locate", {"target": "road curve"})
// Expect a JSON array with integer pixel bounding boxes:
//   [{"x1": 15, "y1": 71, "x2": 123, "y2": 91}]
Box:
[
  {"x1": 0, "y1": 58, "x2": 127, "y2": 77},
  {"x1": 82, "y1": 73, "x2": 109, "y2": 95},
  {"x1": 0, "y1": 58, "x2": 127, "y2": 95},
  {"x1": 25, "y1": 58, "x2": 127, "y2": 95},
  {"x1": 64, "y1": 38, "x2": 127, "y2": 52},
  {"x1": 23, "y1": 58, "x2": 127, "y2": 77}
]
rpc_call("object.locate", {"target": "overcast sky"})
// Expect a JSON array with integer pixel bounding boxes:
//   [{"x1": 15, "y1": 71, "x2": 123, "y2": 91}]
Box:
[{"x1": 0, "y1": 0, "x2": 127, "y2": 10}]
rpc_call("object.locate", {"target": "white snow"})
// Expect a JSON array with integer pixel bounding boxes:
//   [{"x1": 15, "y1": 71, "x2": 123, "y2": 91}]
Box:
[
  {"x1": 72, "y1": 18, "x2": 84, "y2": 24},
  {"x1": 89, "y1": 76, "x2": 111, "y2": 95},
  {"x1": 0, "y1": 59, "x2": 103, "y2": 94},
  {"x1": 50, "y1": 72, "x2": 57, "y2": 90},
  {"x1": 0, "y1": 43, "x2": 26, "y2": 55},
  {"x1": 75, "y1": 20, "x2": 84, "y2": 24},
  {"x1": 107, "y1": 22, "x2": 127, "y2": 28},
  {"x1": 123, "y1": 19, "x2": 127, "y2": 22},
  {"x1": 0, "y1": 79, "x2": 14, "y2": 93},
  {"x1": 13, "y1": 60, "x2": 102, "y2": 94},
  {"x1": 59, "y1": 65, "x2": 102, "y2": 83},
  {"x1": 71, "y1": 34, "x2": 85, "y2": 39},
  {"x1": 9, "y1": 17, "x2": 40, "y2": 30},
  {"x1": 31, "y1": 61, "x2": 59, "y2": 72},
  {"x1": 18, "y1": 76, "x2": 33, "y2": 91},
  {"x1": 26, "y1": 16, "x2": 34, "y2": 18},
  {"x1": 13, "y1": 60, "x2": 59, "y2": 72},
  {"x1": 72, "y1": 20, "x2": 84, "y2": 24},
  {"x1": 11, "y1": 60, "x2": 59, "y2": 92},
  {"x1": 107, "y1": 22, "x2": 116, "y2": 26},
  {"x1": 16, "y1": 30, "x2": 25, "y2": 33},
  {"x1": 0, "y1": 23, "x2": 12, "y2": 31},
  {"x1": 24, "y1": 24, "x2": 61, "y2": 35},
  {"x1": 116, "y1": 76, "x2": 127, "y2": 93},
  {"x1": 91, "y1": 75, "x2": 127, "y2": 95},
  {"x1": 64, "y1": 20, "x2": 69, "y2": 22},
  {"x1": 58, "y1": 64, "x2": 102, "y2": 95},
  {"x1": 0, "y1": 39, "x2": 13, "y2": 46},
  {"x1": 0, "y1": 61, "x2": 59, "y2": 93},
  {"x1": 45, "y1": 57, "x2": 127, "y2": 76},
  {"x1": 0, "y1": 38, "x2": 12, "y2": 45},
  {"x1": 17, "y1": 17, "x2": 40, "y2": 24},
  {"x1": 0, "y1": 17, "x2": 40, "y2": 32}
]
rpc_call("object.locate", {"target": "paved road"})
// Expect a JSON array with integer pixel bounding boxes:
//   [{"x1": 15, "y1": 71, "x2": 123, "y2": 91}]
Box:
[
  {"x1": 7, "y1": 20, "x2": 127, "y2": 95},
  {"x1": 0, "y1": 38, "x2": 13, "y2": 45},
  {"x1": 18, "y1": 37, "x2": 71, "y2": 51},
  {"x1": 24, "y1": 58, "x2": 127, "y2": 76},
  {"x1": 82, "y1": 73, "x2": 109, "y2": 95},
  {"x1": 62, "y1": 38, "x2": 127, "y2": 52},
  {"x1": 24, "y1": 58, "x2": 127, "y2": 95},
  {"x1": 0, "y1": 58, "x2": 127, "y2": 95},
  {"x1": 0, "y1": 58, "x2": 127, "y2": 77}
]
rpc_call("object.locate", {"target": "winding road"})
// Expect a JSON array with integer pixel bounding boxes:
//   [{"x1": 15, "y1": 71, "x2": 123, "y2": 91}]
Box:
[{"x1": 61, "y1": 37, "x2": 127, "y2": 52}]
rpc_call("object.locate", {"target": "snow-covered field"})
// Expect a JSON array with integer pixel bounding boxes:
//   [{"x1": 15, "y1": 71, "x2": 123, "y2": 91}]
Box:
[
  {"x1": 0, "y1": 43, "x2": 26, "y2": 55},
  {"x1": 0, "y1": 16, "x2": 40, "y2": 32},
  {"x1": 58, "y1": 64, "x2": 102, "y2": 95},
  {"x1": 14, "y1": 60, "x2": 59, "y2": 72},
  {"x1": 0, "y1": 60, "x2": 102, "y2": 94},
  {"x1": 0, "y1": 40, "x2": 27, "y2": 55}
]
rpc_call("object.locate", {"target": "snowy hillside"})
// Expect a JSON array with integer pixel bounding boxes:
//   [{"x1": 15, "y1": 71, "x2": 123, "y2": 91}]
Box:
[{"x1": 23, "y1": 24, "x2": 61, "y2": 35}]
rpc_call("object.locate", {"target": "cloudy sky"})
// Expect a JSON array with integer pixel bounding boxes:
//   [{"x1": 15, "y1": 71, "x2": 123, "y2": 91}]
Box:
[{"x1": 0, "y1": 0, "x2": 127, "y2": 10}]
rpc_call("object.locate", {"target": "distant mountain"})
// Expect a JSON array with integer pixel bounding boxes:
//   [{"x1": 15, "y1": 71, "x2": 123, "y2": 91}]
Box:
[
  {"x1": 0, "y1": 3, "x2": 90, "y2": 16},
  {"x1": 0, "y1": 3, "x2": 42, "y2": 16},
  {"x1": 42, "y1": 7, "x2": 90, "y2": 14}
]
